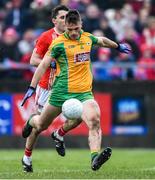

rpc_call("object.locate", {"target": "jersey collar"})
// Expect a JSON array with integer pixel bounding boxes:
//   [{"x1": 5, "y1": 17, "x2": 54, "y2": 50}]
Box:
[{"x1": 64, "y1": 30, "x2": 83, "y2": 40}]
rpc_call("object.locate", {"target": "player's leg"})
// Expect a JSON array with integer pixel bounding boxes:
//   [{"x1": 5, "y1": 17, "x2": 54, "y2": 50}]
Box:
[
  {"x1": 22, "y1": 86, "x2": 49, "y2": 138},
  {"x1": 22, "y1": 128, "x2": 39, "y2": 172},
  {"x1": 22, "y1": 102, "x2": 61, "y2": 172},
  {"x1": 29, "y1": 103, "x2": 61, "y2": 133},
  {"x1": 22, "y1": 86, "x2": 49, "y2": 172},
  {"x1": 82, "y1": 99, "x2": 112, "y2": 171},
  {"x1": 82, "y1": 99, "x2": 102, "y2": 152}
]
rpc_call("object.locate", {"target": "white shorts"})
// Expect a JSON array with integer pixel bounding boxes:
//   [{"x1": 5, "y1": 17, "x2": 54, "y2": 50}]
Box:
[{"x1": 35, "y1": 85, "x2": 50, "y2": 113}]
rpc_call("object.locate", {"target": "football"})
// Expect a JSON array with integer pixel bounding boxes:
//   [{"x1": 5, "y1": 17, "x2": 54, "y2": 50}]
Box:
[{"x1": 62, "y1": 98, "x2": 83, "y2": 119}]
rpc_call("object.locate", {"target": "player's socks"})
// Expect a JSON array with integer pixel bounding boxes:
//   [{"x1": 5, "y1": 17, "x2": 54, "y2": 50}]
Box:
[
  {"x1": 23, "y1": 148, "x2": 32, "y2": 165},
  {"x1": 25, "y1": 147, "x2": 32, "y2": 157},
  {"x1": 91, "y1": 151, "x2": 99, "y2": 161},
  {"x1": 22, "y1": 148, "x2": 33, "y2": 172},
  {"x1": 23, "y1": 155, "x2": 32, "y2": 166},
  {"x1": 57, "y1": 127, "x2": 67, "y2": 136}
]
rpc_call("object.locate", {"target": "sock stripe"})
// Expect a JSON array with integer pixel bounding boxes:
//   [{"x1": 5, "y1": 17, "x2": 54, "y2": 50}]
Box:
[
  {"x1": 58, "y1": 127, "x2": 66, "y2": 136},
  {"x1": 25, "y1": 148, "x2": 32, "y2": 157}
]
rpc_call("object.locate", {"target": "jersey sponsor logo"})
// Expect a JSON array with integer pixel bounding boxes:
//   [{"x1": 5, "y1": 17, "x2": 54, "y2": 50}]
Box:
[{"x1": 74, "y1": 52, "x2": 90, "y2": 63}]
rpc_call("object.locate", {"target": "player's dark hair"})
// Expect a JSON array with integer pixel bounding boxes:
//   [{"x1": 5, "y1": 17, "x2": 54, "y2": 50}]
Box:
[
  {"x1": 65, "y1": 9, "x2": 81, "y2": 24},
  {"x1": 52, "y1": 5, "x2": 69, "y2": 19}
]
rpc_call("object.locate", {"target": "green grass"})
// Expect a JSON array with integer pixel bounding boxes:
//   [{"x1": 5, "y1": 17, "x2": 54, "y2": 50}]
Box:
[{"x1": 0, "y1": 149, "x2": 155, "y2": 179}]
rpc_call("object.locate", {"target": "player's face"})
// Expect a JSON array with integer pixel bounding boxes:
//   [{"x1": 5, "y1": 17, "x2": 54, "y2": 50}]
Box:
[
  {"x1": 66, "y1": 21, "x2": 82, "y2": 40},
  {"x1": 53, "y1": 10, "x2": 68, "y2": 33}
]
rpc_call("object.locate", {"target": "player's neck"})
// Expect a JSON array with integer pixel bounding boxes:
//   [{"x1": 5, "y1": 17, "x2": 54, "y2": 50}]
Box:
[{"x1": 54, "y1": 27, "x2": 63, "y2": 35}]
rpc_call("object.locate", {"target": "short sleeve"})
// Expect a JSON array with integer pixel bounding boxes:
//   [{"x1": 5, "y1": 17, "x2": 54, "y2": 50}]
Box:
[
  {"x1": 89, "y1": 34, "x2": 98, "y2": 46},
  {"x1": 47, "y1": 42, "x2": 63, "y2": 59},
  {"x1": 35, "y1": 33, "x2": 50, "y2": 57}
]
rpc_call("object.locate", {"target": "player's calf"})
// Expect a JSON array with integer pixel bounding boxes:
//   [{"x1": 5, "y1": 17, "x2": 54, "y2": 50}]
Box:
[{"x1": 22, "y1": 115, "x2": 35, "y2": 138}]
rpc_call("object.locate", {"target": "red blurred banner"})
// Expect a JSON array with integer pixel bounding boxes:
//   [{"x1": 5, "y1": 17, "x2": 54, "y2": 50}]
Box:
[{"x1": 12, "y1": 93, "x2": 112, "y2": 136}]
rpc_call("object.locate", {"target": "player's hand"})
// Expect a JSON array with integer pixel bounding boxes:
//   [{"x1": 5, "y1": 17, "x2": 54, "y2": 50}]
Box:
[
  {"x1": 21, "y1": 86, "x2": 36, "y2": 106},
  {"x1": 116, "y1": 43, "x2": 131, "y2": 54}
]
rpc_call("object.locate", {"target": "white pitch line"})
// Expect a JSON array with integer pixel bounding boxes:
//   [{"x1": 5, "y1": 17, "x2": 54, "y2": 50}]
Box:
[{"x1": 142, "y1": 166, "x2": 155, "y2": 171}]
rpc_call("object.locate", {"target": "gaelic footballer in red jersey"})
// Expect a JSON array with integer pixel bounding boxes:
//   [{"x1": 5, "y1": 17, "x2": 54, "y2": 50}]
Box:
[
  {"x1": 21, "y1": 5, "x2": 70, "y2": 173},
  {"x1": 31, "y1": 6, "x2": 68, "y2": 112},
  {"x1": 34, "y1": 28, "x2": 59, "y2": 112}
]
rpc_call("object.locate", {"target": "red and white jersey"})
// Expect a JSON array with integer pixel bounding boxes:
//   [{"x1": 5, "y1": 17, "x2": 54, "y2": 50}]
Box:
[{"x1": 35, "y1": 28, "x2": 59, "y2": 89}]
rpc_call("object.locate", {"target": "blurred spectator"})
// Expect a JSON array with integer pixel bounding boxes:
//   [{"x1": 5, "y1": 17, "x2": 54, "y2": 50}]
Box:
[
  {"x1": 0, "y1": 27, "x2": 20, "y2": 63},
  {"x1": 121, "y1": 3, "x2": 137, "y2": 27},
  {"x1": 0, "y1": 0, "x2": 154, "y2": 81},
  {"x1": 93, "y1": 48, "x2": 113, "y2": 80},
  {"x1": 135, "y1": 44, "x2": 155, "y2": 80},
  {"x1": 30, "y1": 0, "x2": 54, "y2": 30},
  {"x1": 123, "y1": 26, "x2": 141, "y2": 61},
  {"x1": 128, "y1": 0, "x2": 143, "y2": 13},
  {"x1": 93, "y1": 48, "x2": 121, "y2": 80},
  {"x1": 99, "y1": 16, "x2": 116, "y2": 41},
  {"x1": 4, "y1": 0, "x2": 34, "y2": 34},
  {"x1": 0, "y1": 27, "x2": 22, "y2": 78},
  {"x1": 18, "y1": 29, "x2": 35, "y2": 56},
  {"x1": 114, "y1": 53, "x2": 135, "y2": 80},
  {"x1": 18, "y1": 29, "x2": 35, "y2": 81},
  {"x1": 83, "y1": 4, "x2": 100, "y2": 32},
  {"x1": 141, "y1": 17, "x2": 155, "y2": 51},
  {"x1": 99, "y1": 16, "x2": 117, "y2": 59},
  {"x1": 73, "y1": 0, "x2": 92, "y2": 17},
  {"x1": 134, "y1": 8, "x2": 149, "y2": 34},
  {"x1": 109, "y1": 9, "x2": 132, "y2": 41}
]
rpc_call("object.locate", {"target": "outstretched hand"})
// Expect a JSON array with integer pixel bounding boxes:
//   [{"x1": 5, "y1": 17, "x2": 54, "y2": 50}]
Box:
[
  {"x1": 117, "y1": 43, "x2": 131, "y2": 54},
  {"x1": 21, "y1": 86, "x2": 36, "y2": 106}
]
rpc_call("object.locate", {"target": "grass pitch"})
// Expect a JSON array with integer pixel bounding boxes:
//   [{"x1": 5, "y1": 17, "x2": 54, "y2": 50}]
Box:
[{"x1": 0, "y1": 148, "x2": 155, "y2": 179}]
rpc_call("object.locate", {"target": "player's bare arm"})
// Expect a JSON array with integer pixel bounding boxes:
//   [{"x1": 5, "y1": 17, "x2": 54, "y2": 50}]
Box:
[
  {"x1": 30, "y1": 53, "x2": 52, "y2": 88},
  {"x1": 96, "y1": 37, "x2": 131, "y2": 53},
  {"x1": 97, "y1": 37, "x2": 118, "y2": 48},
  {"x1": 30, "y1": 48, "x2": 42, "y2": 66}
]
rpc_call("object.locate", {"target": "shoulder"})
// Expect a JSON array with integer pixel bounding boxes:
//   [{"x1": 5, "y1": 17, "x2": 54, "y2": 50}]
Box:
[
  {"x1": 82, "y1": 31, "x2": 96, "y2": 40},
  {"x1": 82, "y1": 31, "x2": 98, "y2": 44},
  {"x1": 52, "y1": 34, "x2": 65, "y2": 46},
  {"x1": 48, "y1": 36, "x2": 64, "y2": 53},
  {"x1": 37, "y1": 29, "x2": 53, "y2": 41},
  {"x1": 82, "y1": 32, "x2": 93, "y2": 37}
]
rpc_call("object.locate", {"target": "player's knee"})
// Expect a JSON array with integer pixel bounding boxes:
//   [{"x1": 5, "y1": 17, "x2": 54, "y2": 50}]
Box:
[
  {"x1": 36, "y1": 123, "x2": 48, "y2": 133},
  {"x1": 74, "y1": 118, "x2": 82, "y2": 126},
  {"x1": 33, "y1": 128, "x2": 40, "y2": 136}
]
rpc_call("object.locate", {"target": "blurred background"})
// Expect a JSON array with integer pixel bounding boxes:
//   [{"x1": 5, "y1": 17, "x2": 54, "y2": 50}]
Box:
[{"x1": 0, "y1": 0, "x2": 155, "y2": 149}]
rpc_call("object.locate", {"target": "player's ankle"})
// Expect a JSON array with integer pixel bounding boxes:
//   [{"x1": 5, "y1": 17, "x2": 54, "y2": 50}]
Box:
[
  {"x1": 57, "y1": 127, "x2": 67, "y2": 137},
  {"x1": 91, "y1": 151, "x2": 99, "y2": 162},
  {"x1": 23, "y1": 155, "x2": 32, "y2": 165}
]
